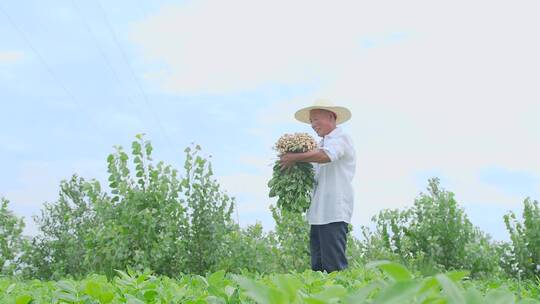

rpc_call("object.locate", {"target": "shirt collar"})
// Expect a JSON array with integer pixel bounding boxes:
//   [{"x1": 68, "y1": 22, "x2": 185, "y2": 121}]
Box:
[{"x1": 324, "y1": 127, "x2": 341, "y2": 139}]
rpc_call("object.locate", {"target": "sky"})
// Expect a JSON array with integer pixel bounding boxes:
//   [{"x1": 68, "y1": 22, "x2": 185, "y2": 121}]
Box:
[{"x1": 1, "y1": 0, "x2": 539, "y2": 241}]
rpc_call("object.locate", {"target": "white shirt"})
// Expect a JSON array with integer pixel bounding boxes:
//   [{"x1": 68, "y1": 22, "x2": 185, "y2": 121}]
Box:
[{"x1": 306, "y1": 127, "x2": 356, "y2": 225}]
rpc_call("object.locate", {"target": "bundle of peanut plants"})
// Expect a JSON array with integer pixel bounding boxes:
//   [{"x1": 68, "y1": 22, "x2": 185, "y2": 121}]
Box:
[{"x1": 268, "y1": 133, "x2": 317, "y2": 213}]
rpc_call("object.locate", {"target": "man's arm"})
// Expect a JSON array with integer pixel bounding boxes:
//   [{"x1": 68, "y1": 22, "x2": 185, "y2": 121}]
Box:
[{"x1": 279, "y1": 149, "x2": 330, "y2": 170}]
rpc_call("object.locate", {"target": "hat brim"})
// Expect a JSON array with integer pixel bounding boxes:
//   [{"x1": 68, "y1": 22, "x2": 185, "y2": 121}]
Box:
[{"x1": 294, "y1": 106, "x2": 352, "y2": 125}]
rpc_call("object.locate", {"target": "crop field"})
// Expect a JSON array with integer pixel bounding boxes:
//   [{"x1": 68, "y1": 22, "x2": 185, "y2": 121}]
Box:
[{"x1": 2, "y1": 261, "x2": 539, "y2": 304}]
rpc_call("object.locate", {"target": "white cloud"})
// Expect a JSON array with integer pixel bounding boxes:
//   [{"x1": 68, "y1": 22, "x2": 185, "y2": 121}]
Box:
[
  {"x1": 130, "y1": 0, "x2": 412, "y2": 93},
  {"x1": 130, "y1": 0, "x2": 540, "y2": 95},
  {"x1": 129, "y1": 0, "x2": 540, "y2": 240}
]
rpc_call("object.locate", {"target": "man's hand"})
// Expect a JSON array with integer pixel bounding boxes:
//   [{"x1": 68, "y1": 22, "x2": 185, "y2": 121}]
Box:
[
  {"x1": 280, "y1": 150, "x2": 331, "y2": 171},
  {"x1": 280, "y1": 153, "x2": 297, "y2": 171}
]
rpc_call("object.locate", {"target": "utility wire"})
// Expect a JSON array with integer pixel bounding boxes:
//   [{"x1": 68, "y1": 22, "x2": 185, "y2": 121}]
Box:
[
  {"x1": 70, "y1": 0, "x2": 154, "y2": 138},
  {"x1": 93, "y1": 0, "x2": 176, "y2": 155},
  {"x1": 0, "y1": 3, "x2": 108, "y2": 140}
]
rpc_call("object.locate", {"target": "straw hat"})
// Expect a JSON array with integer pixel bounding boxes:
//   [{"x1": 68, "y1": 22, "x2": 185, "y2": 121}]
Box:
[{"x1": 294, "y1": 99, "x2": 352, "y2": 125}]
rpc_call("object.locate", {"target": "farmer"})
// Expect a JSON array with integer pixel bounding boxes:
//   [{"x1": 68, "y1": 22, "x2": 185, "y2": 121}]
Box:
[{"x1": 280, "y1": 99, "x2": 356, "y2": 272}]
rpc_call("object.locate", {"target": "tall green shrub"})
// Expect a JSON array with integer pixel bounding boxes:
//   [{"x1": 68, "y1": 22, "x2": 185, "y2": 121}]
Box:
[
  {"x1": 269, "y1": 206, "x2": 310, "y2": 272},
  {"x1": 21, "y1": 135, "x2": 236, "y2": 279},
  {"x1": 504, "y1": 198, "x2": 540, "y2": 280},
  {"x1": 371, "y1": 178, "x2": 499, "y2": 277},
  {"x1": 0, "y1": 198, "x2": 26, "y2": 275}
]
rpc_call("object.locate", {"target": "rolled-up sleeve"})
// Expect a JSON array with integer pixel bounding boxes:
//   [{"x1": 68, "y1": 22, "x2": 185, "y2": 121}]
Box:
[{"x1": 321, "y1": 137, "x2": 346, "y2": 162}]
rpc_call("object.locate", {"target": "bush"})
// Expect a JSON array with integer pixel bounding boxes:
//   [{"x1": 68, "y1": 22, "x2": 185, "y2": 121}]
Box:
[
  {"x1": 17, "y1": 135, "x2": 332, "y2": 278},
  {"x1": 219, "y1": 223, "x2": 279, "y2": 274},
  {"x1": 12, "y1": 134, "x2": 533, "y2": 281},
  {"x1": 503, "y1": 197, "x2": 540, "y2": 280},
  {"x1": 269, "y1": 205, "x2": 311, "y2": 272},
  {"x1": 0, "y1": 198, "x2": 26, "y2": 275},
  {"x1": 369, "y1": 178, "x2": 499, "y2": 277},
  {"x1": 21, "y1": 135, "x2": 236, "y2": 279},
  {"x1": 19, "y1": 176, "x2": 104, "y2": 279}
]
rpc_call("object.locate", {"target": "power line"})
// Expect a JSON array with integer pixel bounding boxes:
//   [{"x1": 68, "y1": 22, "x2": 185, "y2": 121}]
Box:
[
  {"x1": 0, "y1": 5, "x2": 78, "y2": 110},
  {"x1": 135, "y1": 0, "x2": 148, "y2": 18},
  {"x1": 93, "y1": 0, "x2": 176, "y2": 155},
  {"x1": 0, "y1": 3, "x2": 107, "y2": 140},
  {"x1": 70, "y1": 0, "x2": 154, "y2": 138}
]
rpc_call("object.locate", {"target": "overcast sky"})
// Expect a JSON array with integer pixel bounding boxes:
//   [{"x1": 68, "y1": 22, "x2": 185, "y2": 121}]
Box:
[{"x1": 1, "y1": 0, "x2": 539, "y2": 241}]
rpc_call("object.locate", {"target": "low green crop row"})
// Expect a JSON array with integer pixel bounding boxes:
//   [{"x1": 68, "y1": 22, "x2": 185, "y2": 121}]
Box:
[{"x1": 2, "y1": 261, "x2": 539, "y2": 304}]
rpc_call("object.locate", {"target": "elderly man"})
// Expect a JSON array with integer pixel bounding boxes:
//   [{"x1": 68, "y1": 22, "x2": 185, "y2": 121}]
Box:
[{"x1": 280, "y1": 99, "x2": 356, "y2": 272}]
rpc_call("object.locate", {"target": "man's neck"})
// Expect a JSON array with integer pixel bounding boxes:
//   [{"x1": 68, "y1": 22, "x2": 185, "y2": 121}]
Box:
[{"x1": 323, "y1": 126, "x2": 338, "y2": 137}]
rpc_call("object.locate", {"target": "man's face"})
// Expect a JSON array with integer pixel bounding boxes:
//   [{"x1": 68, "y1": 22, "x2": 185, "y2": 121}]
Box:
[{"x1": 309, "y1": 109, "x2": 336, "y2": 137}]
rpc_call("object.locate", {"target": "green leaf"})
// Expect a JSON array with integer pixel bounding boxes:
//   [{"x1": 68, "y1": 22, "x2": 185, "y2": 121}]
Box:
[
  {"x1": 303, "y1": 298, "x2": 326, "y2": 304},
  {"x1": 55, "y1": 291, "x2": 79, "y2": 302},
  {"x1": 6, "y1": 283, "x2": 16, "y2": 294},
  {"x1": 132, "y1": 142, "x2": 142, "y2": 154},
  {"x1": 373, "y1": 280, "x2": 422, "y2": 304},
  {"x1": 85, "y1": 281, "x2": 101, "y2": 298},
  {"x1": 343, "y1": 281, "x2": 382, "y2": 304},
  {"x1": 56, "y1": 280, "x2": 77, "y2": 294},
  {"x1": 126, "y1": 294, "x2": 146, "y2": 304},
  {"x1": 307, "y1": 285, "x2": 347, "y2": 302},
  {"x1": 145, "y1": 142, "x2": 153, "y2": 156},
  {"x1": 15, "y1": 295, "x2": 33, "y2": 304},
  {"x1": 446, "y1": 270, "x2": 470, "y2": 282},
  {"x1": 144, "y1": 290, "x2": 159, "y2": 301},
  {"x1": 101, "y1": 290, "x2": 115, "y2": 303},
  {"x1": 208, "y1": 270, "x2": 226, "y2": 287},
  {"x1": 435, "y1": 274, "x2": 466, "y2": 304},
  {"x1": 206, "y1": 296, "x2": 227, "y2": 304},
  {"x1": 366, "y1": 261, "x2": 413, "y2": 281},
  {"x1": 233, "y1": 275, "x2": 287, "y2": 304},
  {"x1": 419, "y1": 277, "x2": 439, "y2": 294},
  {"x1": 463, "y1": 288, "x2": 484, "y2": 304},
  {"x1": 484, "y1": 289, "x2": 515, "y2": 304},
  {"x1": 120, "y1": 152, "x2": 129, "y2": 162},
  {"x1": 272, "y1": 274, "x2": 302, "y2": 302}
]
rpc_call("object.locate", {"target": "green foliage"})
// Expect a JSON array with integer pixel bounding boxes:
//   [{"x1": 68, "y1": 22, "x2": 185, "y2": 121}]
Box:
[
  {"x1": 19, "y1": 135, "x2": 236, "y2": 279},
  {"x1": 0, "y1": 198, "x2": 26, "y2": 275},
  {"x1": 503, "y1": 198, "x2": 540, "y2": 280},
  {"x1": 219, "y1": 223, "x2": 280, "y2": 274},
  {"x1": 369, "y1": 178, "x2": 499, "y2": 278},
  {"x1": 180, "y1": 144, "x2": 236, "y2": 274},
  {"x1": 4, "y1": 134, "x2": 540, "y2": 285},
  {"x1": 2, "y1": 262, "x2": 539, "y2": 303},
  {"x1": 8, "y1": 135, "x2": 322, "y2": 279},
  {"x1": 270, "y1": 205, "x2": 311, "y2": 272},
  {"x1": 18, "y1": 175, "x2": 105, "y2": 279},
  {"x1": 268, "y1": 161, "x2": 315, "y2": 213}
]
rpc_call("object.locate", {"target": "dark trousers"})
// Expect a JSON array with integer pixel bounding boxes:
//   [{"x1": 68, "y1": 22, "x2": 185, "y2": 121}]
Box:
[{"x1": 310, "y1": 221, "x2": 349, "y2": 272}]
